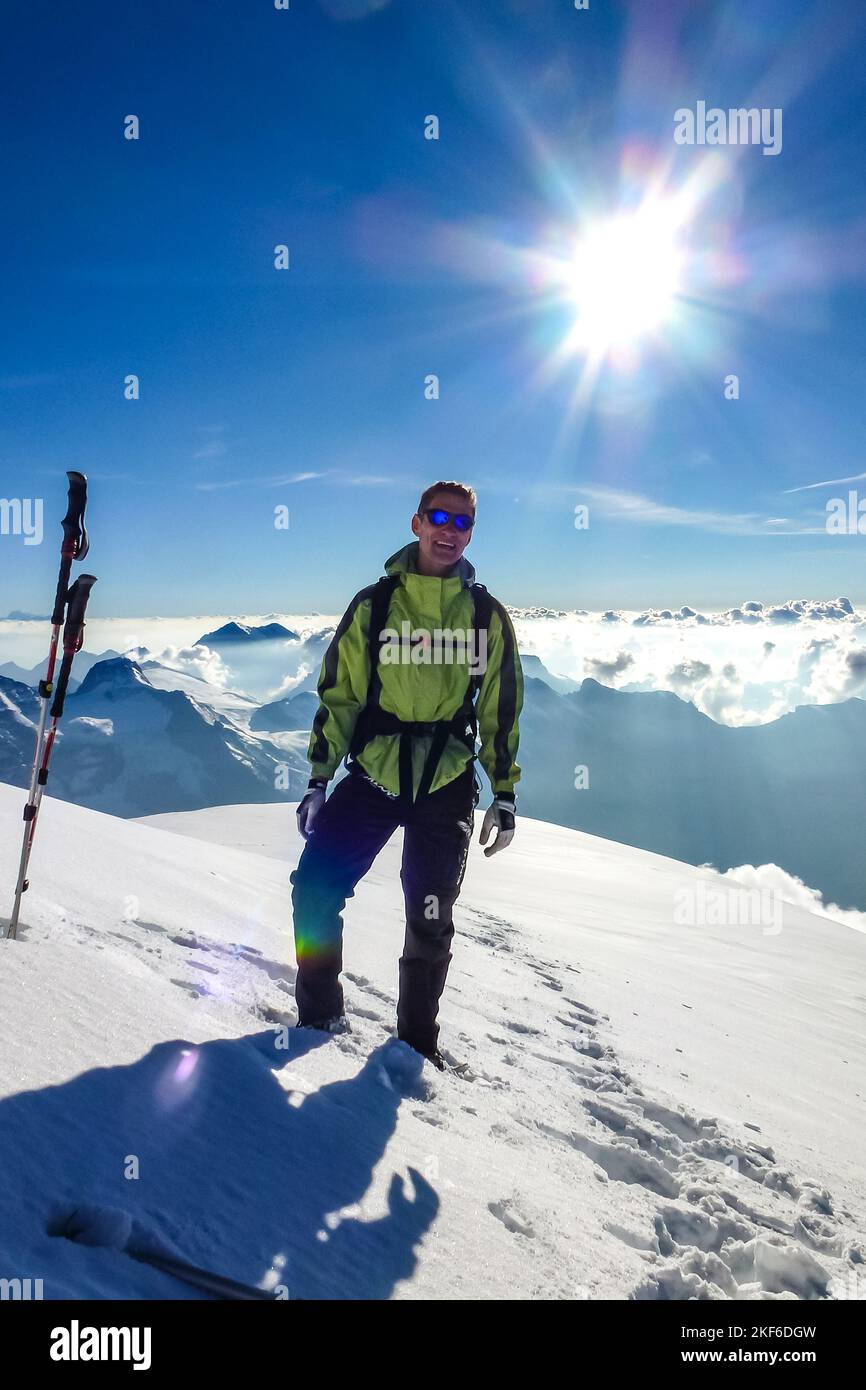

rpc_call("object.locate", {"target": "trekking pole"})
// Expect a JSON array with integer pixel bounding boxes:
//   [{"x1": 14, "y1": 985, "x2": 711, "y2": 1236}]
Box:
[{"x1": 5, "y1": 473, "x2": 97, "y2": 941}]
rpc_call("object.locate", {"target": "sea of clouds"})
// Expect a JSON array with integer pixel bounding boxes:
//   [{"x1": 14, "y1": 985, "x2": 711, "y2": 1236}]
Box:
[
  {"x1": 1, "y1": 597, "x2": 864, "y2": 728},
  {"x1": 508, "y1": 596, "x2": 866, "y2": 726}
]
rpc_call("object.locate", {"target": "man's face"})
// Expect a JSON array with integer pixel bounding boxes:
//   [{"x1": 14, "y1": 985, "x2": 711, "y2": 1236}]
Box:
[{"x1": 412, "y1": 492, "x2": 475, "y2": 574}]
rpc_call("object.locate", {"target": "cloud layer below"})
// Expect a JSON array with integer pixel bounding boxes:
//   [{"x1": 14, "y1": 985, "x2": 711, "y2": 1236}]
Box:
[
  {"x1": 1, "y1": 598, "x2": 864, "y2": 727},
  {"x1": 509, "y1": 596, "x2": 866, "y2": 725}
]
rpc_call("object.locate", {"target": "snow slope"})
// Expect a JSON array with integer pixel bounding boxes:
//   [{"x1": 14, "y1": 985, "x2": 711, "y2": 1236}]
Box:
[
  {"x1": 1, "y1": 781, "x2": 864, "y2": 1301},
  {"x1": 135, "y1": 660, "x2": 261, "y2": 724}
]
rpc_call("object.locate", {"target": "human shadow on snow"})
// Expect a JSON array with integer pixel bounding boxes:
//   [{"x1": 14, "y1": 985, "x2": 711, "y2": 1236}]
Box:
[{"x1": 0, "y1": 1028, "x2": 438, "y2": 1300}]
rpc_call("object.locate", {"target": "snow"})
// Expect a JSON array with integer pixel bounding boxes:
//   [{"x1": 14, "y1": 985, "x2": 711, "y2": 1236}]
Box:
[
  {"x1": 135, "y1": 661, "x2": 260, "y2": 724},
  {"x1": 1, "y1": 781, "x2": 864, "y2": 1300}
]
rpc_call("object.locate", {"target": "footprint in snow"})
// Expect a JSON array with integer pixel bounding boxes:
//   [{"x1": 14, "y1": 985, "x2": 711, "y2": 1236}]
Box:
[
  {"x1": 169, "y1": 979, "x2": 203, "y2": 1000},
  {"x1": 344, "y1": 971, "x2": 392, "y2": 1006},
  {"x1": 540, "y1": 1121, "x2": 681, "y2": 1199},
  {"x1": 488, "y1": 1199, "x2": 535, "y2": 1238},
  {"x1": 169, "y1": 934, "x2": 207, "y2": 950},
  {"x1": 348, "y1": 1004, "x2": 386, "y2": 1023},
  {"x1": 257, "y1": 1005, "x2": 294, "y2": 1027}
]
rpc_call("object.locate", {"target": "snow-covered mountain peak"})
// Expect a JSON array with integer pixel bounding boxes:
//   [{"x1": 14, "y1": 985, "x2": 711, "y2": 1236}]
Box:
[{"x1": 75, "y1": 656, "x2": 152, "y2": 697}]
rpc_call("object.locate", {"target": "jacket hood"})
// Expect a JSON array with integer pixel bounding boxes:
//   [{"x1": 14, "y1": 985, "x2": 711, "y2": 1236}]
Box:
[{"x1": 383, "y1": 540, "x2": 476, "y2": 589}]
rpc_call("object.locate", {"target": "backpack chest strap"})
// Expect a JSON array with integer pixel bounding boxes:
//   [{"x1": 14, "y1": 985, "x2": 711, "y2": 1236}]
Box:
[{"x1": 346, "y1": 574, "x2": 491, "y2": 803}]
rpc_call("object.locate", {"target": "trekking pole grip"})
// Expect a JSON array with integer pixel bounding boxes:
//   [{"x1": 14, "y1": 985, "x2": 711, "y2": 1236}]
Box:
[
  {"x1": 51, "y1": 472, "x2": 90, "y2": 625},
  {"x1": 50, "y1": 575, "x2": 97, "y2": 719},
  {"x1": 62, "y1": 471, "x2": 89, "y2": 560}
]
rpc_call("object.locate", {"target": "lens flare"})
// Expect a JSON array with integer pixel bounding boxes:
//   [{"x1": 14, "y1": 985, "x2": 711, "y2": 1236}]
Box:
[
  {"x1": 565, "y1": 204, "x2": 685, "y2": 350},
  {"x1": 154, "y1": 1046, "x2": 201, "y2": 1112}
]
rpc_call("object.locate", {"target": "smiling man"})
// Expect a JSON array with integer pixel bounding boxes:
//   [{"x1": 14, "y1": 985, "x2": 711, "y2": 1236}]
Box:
[{"x1": 291, "y1": 481, "x2": 524, "y2": 1070}]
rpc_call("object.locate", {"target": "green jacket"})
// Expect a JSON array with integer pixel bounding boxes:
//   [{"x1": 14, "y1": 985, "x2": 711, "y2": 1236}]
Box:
[{"x1": 307, "y1": 541, "x2": 524, "y2": 801}]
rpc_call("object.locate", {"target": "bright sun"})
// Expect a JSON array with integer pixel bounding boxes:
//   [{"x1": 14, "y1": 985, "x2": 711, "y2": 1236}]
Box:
[{"x1": 565, "y1": 203, "x2": 685, "y2": 352}]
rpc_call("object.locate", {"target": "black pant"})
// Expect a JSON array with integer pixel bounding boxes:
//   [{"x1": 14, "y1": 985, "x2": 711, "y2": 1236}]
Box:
[{"x1": 291, "y1": 762, "x2": 480, "y2": 1054}]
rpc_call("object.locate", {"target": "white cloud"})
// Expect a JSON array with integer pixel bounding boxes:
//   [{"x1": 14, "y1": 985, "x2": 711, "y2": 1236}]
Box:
[
  {"x1": 126, "y1": 643, "x2": 234, "y2": 688},
  {"x1": 579, "y1": 484, "x2": 768, "y2": 536},
  {"x1": 4, "y1": 601, "x2": 865, "y2": 730},
  {"x1": 195, "y1": 471, "x2": 325, "y2": 492},
  {"x1": 720, "y1": 863, "x2": 866, "y2": 934},
  {"x1": 784, "y1": 471, "x2": 866, "y2": 494},
  {"x1": 193, "y1": 439, "x2": 229, "y2": 461},
  {"x1": 586, "y1": 651, "x2": 635, "y2": 680},
  {"x1": 801, "y1": 638, "x2": 866, "y2": 702},
  {"x1": 509, "y1": 599, "x2": 866, "y2": 725}
]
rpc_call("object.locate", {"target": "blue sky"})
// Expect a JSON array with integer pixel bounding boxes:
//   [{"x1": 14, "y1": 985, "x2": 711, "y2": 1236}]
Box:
[{"x1": 1, "y1": 0, "x2": 865, "y2": 617}]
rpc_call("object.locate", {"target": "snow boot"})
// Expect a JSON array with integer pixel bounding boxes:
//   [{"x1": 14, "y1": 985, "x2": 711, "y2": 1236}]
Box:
[
  {"x1": 401, "y1": 1040, "x2": 469, "y2": 1075},
  {"x1": 296, "y1": 1015, "x2": 352, "y2": 1036},
  {"x1": 427, "y1": 1049, "x2": 471, "y2": 1076}
]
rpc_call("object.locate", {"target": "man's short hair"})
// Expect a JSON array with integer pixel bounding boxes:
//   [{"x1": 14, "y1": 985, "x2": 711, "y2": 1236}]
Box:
[{"x1": 417, "y1": 481, "x2": 477, "y2": 516}]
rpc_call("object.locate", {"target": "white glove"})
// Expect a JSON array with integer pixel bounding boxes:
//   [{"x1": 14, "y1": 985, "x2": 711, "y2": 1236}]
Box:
[
  {"x1": 479, "y1": 795, "x2": 516, "y2": 857},
  {"x1": 297, "y1": 780, "x2": 326, "y2": 840}
]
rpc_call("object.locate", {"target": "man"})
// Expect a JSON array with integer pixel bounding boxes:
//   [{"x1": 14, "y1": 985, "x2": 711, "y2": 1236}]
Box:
[{"x1": 291, "y1": 481, "x2": 524, "y2": 1069}]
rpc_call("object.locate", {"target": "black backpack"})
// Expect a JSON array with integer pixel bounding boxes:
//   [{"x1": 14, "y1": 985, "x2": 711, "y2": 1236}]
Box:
[{"x1": 346, "y1": 573, "x2": 493, "y2": 803}]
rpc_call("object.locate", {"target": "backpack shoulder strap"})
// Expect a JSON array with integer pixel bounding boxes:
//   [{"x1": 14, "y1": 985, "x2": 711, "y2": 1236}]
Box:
[
  {"x1": 366, "y1": 574, "x2": 402, "y2": 707},
  {"x1": 346, "y1": 574, "x2": 400, "y2": 764},
  {"x1": 468, "y1": 582, "x2": 493, "y2": 696},
  {"x1": 469, "y1": 581, "x2": 492, "y2": 629}
]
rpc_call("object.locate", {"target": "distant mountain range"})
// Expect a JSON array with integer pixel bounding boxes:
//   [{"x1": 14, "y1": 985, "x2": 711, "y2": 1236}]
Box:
[
  {"x1": 0, "y1": 676, "x2": 40, "y2": 787},
  {"x1": 516, "y1": 676, "x2": 866, "y2": 911},
  {"x1": 0, "y1": 650, "x2": 121, "y2": 695},
  {"x1": 518, "y1": 653, "x2": 581, "y2": 694},
  {"x1": 196, "y1": 621, "x2": 299, "y2": 645},
  {"x1": 0, "y1": 658, "x2": 308, "y2": 817},
  {"x1": 250, "y1": 690, "x2": 319, "y2": 732},
  {"x1": 2, "y1": 650, "x2": 863, "y2": 909}
]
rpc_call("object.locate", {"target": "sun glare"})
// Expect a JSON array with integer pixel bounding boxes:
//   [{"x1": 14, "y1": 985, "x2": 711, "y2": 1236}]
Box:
[{"x1": 565, "y1": 204, "x2": 685, "y2": 352}]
